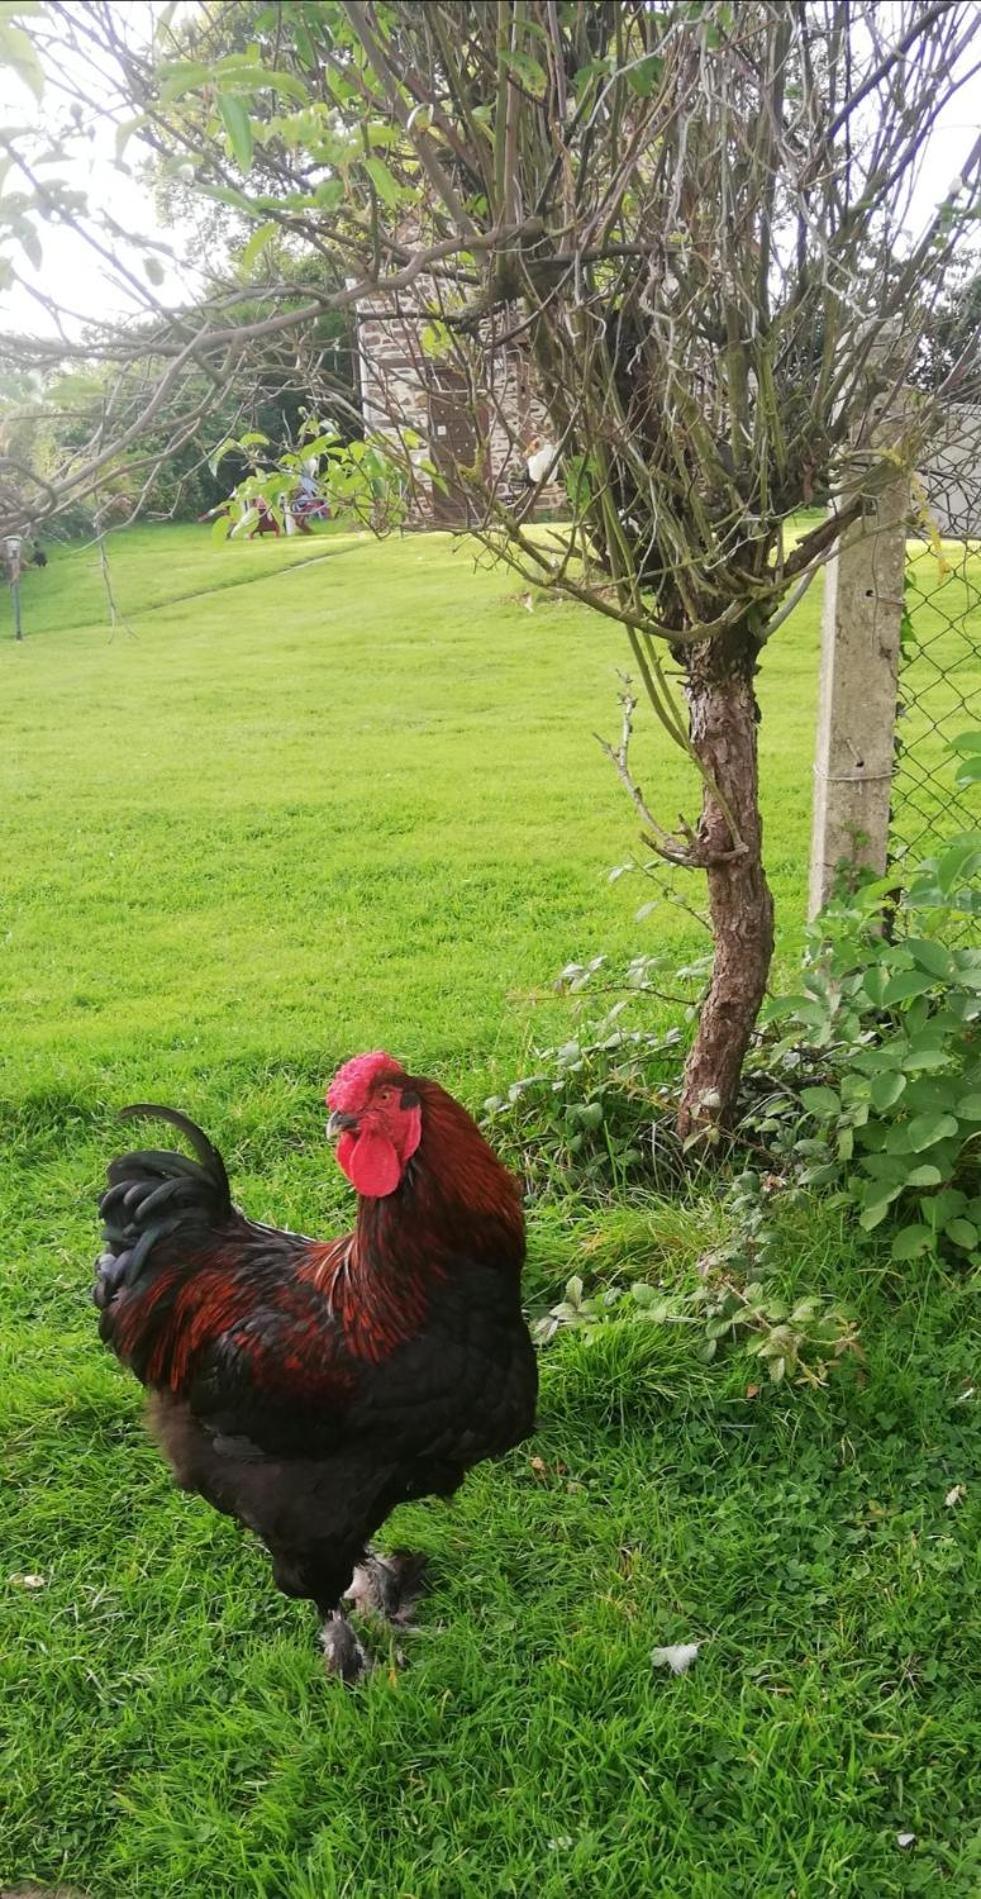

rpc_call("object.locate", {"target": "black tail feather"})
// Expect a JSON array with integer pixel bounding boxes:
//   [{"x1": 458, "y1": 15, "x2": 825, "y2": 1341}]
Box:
[
  {"x1": 117, "y1": 1105, "x2": 231, "y2": 1207},
  {"x1": 94, "y1": 1105, "x2": 232, "y2": 1312}
]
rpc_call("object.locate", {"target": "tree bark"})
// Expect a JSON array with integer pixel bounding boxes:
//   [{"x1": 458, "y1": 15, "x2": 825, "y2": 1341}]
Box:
[{"x1": 677, "y1": 626, "x2": 774, "y2": 1140}]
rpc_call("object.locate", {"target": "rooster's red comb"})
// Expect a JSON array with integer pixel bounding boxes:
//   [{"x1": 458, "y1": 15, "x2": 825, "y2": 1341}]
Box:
[{"x1": 327, "y1": 1050, "x2": 405, "y2": 1111}]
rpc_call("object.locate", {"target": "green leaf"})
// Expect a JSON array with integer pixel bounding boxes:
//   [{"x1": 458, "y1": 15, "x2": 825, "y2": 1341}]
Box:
[
  {"x1": 802, "y1": 1160, "x2": 841, "y2": 1186},
  {"x1": 891, "y1": 1225, "x2": 935, "y2": 1262},
  {"x1": 903, "y1": 1046, "x2": 947, "y2": 1070},
  {"x1": 214, "y1": 44, "x2": 260, "y2": 70},
  {"x1": 298, "y1": 433, "x2": 339, "y2": 460},
  {"x1": 905, "y1": 938, "x2": 955, "y2": 980},
  {"x1": 946, "y1": 1217, "x2": 978, "y2": 1250},
  {"x1": 927, "y1": 1188, "x2": 967, "y2": 1227},
  {"x1": 362, "y1": 155, "x2": 402, "y2": 208},
  {"x1": 218, "y1": 93, "x2": 254, "y2": 172},
  {"x1": 240, "y1": 219, "x2": 279, "y2": 271},
  {"x1": 794, "y1": 1000, "x2": 832, "y2": 1034},
  {"x1": 210, "y1": 58, "x2": 305, "y2": 97},
  {"x1": 151, "y1": 0, "x2": 178, "y2": 43},
  {"x1": 143, "y1": 255, "x2": 165, "y2": 287},
  {"x1": 882, "y1": 971, "x2": 937, "y2": 1005},
  {"x1": 293, "y1": 19, "x2": 317, "y2": 67},
  {"x1": 759, "y1": 995, "x2": 801, "y2": 1025},
  {"x1": 208, "y1": 437, "x2": 238, "y2": 476},
  {"x1": 954, "y1": 755, "x2": 981, "y2": 787},
  {"x1": 210, "y1": 510, "x2": 232, "y2": 544},
  {"x1": 853, "y1": 1046, "x2": 905, "y2": 1074},
  {"x1": 907, "y1": 1112, "x2": 959, "y2": 1151},
  {"x1": 862, "y1": 1154, "x2": 910, "y2": 1183},
  {"x1": 314, "y1": 179, "x2": 345, "y2": 212},
  {"x1": 957, "y1": 1094, "x2": 981, "y2": 1120},
  {"x1": 18, "y1": 220, "x2": 41, "y2": 270},
  {"x1": 800, "y1": 1086, "x2": 840, "y2": 1119},
  {"x1": 501, "y1": 48, "x2": 547, "y2": 97},
  {"x1": 244, "y1": 65, "x2": 309, "y2": 104},
  {"x1": 420, "y1": 320, "x2": 454, "y2": 360},
  {"x1": 859, "y1": 1199, "x2": 894, "y2": 1231},
  {"x1": 937, "y1": 842, "x2": 981, "y2": 894},
  {"x1": 705, "y1": 1317, "x2": 734, "y2": 1341},
  {"x1": 905, "y1": 1164, "x2": 943, "y2": 1187},
  {"x1": 115, "y1": 115, "x2": 148, "y2": 161},
  {"x1": 572, "y1": 57, "x2": 608, "y2": 88},
  {"x1": 905, "y1": 1078, "x2": 952, "y2": 1112},
  {"x1": 196, "y1": 180, "x2": 257, "y2": 216},
  {"x1": 0, "y1": 18, "x2": 44, "y2": 102},
  {"x1": 854, "y1": 872, "x2": 903, "y2": 913},
  {"x1": 870, "y1": 1070, "x2": 906, "y2": 1111},
  {"x1": 860, "y1": 964, "x2": 889, "y2": 1008},
  {"x1": 626, "y1": 53, "x2": 664, "y2": 96},
  {"x1": 158, "y1": 57, "x2": 211, "y2": 104}
]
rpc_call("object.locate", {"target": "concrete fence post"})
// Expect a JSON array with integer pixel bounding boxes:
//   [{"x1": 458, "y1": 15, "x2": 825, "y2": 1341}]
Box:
[{"x1": 807, "y1": 463, "x2": 910, "y2": 918}]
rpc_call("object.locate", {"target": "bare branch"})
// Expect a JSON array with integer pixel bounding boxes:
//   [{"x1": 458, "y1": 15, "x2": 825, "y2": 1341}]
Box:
[{"x1": 596, "y1": 685, "x2": 747, "y2": 871}]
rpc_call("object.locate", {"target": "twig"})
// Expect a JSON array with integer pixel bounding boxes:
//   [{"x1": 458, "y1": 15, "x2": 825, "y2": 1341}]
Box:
[
  {"x1": 97, "y1": 533, "x2": 136, "y2": 640},
  {"x1": 596, "y1": 685, "x2": 746, "y2": 871}
]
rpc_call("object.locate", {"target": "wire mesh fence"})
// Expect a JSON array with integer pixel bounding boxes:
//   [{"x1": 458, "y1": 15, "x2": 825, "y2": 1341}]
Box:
[{"x1": 891, "y1": 405, "x2": 981, "y2": 892}]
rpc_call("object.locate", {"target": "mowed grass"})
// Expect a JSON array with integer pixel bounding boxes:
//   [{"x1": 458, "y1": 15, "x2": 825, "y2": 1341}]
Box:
[
  {"x1": 1, "y1": 525, "x2": 979, "y2": 1898},
  {"x1": 1, "y1": 520, "x2": 828, "y2": 1090}
]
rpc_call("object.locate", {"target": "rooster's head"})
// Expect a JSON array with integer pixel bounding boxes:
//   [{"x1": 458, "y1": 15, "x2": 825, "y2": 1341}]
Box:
[{"x1": 326, "y1": 1052, "x2": 422, "y2": 1198}]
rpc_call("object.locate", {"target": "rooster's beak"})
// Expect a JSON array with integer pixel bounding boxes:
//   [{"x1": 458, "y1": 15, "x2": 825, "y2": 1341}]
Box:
[{"x1": 326, "y1": 1110, "x2": 358, "y2": 1139}]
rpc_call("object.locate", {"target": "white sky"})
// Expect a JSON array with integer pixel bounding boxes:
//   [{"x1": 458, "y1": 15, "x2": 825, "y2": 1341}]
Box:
[{"x1": 1, "y1": 11, "x2": 980, "y2": 340}]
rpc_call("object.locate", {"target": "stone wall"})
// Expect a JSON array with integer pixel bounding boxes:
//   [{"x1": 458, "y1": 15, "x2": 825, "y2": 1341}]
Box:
[{"x1": 355, "y1": 295, "x2": 563, "y2": 523}]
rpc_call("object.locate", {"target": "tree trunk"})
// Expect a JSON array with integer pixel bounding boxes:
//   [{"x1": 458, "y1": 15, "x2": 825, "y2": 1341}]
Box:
[{"x1": 677, "y1": 626, "x2": 774, "y2": 1141}]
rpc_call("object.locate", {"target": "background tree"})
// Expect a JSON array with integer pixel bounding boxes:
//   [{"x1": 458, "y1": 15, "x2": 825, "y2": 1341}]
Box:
[
  {"x1": 1, "y1": 270, "x2": 358, "y2": 534},
  {"x1": 2, "y1": 0, "x2": 979, "y2": 1134}
]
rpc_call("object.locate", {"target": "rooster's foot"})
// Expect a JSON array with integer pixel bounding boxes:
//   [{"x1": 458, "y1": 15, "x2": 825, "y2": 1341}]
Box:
[
  {"x1": 320, "y1": 1611, "x2": 369, "y2": 1683},
  {"x1": 345, "y1": 1549, "x2": 428, "y2": 1627}
]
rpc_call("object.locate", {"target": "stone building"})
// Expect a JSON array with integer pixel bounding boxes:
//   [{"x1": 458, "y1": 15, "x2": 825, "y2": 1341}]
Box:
[{"x1": 354, "y1": 290, "x2": 560, "y2": 526}]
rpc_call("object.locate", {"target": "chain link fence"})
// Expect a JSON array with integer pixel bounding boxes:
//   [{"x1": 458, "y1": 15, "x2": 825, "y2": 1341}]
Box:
[{"x1": 891, "y1": 405, "x2": 981, "y2": 877}]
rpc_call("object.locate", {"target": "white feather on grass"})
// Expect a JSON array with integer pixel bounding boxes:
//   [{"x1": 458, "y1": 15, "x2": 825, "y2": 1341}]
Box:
[{"x1": 651, "y1": 1642, "x2": 700, "y2": 1676}]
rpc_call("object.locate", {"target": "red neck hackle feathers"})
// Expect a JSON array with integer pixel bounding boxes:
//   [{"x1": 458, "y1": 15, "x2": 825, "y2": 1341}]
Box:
[
  {"x1": 325, "y1": 1052, "x2": 523, "y2": 1266},
  {"x1": 309, "y1": 1068, "x2": 525, "y2": 1361},
  {"x1": 358, "y1": 1077, "x2": 525, "y2": 1275}
]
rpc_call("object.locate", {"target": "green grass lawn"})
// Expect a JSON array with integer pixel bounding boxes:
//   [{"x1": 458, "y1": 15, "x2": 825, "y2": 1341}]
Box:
[{"x1": 1, "y1": 525, "x2": 979, "y2": 1897}]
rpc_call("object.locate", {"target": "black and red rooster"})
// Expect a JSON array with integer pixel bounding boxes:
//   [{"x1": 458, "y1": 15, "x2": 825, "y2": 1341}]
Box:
[{"x1": 94, "y1": 1051, "x2": 537, "y2": 1679}]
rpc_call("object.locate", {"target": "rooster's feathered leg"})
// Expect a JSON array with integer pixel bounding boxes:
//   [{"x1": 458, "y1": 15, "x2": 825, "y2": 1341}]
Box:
[
  {"x1": 266, "y1": 1541, "x2": 374, "y2": 1681},
  {"x1": 345, "y1": 1549, "x2": 428, "y2": 1627},
  {"x1": 320, "y1": 1611, "x2": 370, "y2": 1681}
]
